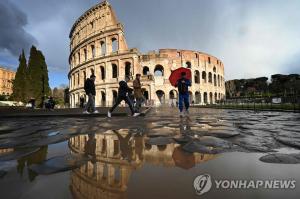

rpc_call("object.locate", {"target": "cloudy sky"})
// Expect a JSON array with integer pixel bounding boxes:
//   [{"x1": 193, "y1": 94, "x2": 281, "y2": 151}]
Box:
[{"x1": 0, "y1": 0, "x2": 300, "y2": 88}]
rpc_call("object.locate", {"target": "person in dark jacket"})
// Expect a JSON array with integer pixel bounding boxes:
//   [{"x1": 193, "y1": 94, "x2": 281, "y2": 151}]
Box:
[
  {"x1": 175, "y1": 72, "x2": 191, "y2": 117},
  {"x1": 83, "y1": 74, "x2": 98, "y2": 114},
  {"x1": 107, "y1": 80, "x2": 140, "y2": 117}
]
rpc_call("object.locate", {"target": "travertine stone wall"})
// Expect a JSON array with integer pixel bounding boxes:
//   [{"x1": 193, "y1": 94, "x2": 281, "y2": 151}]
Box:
[
  {"x1": 68, "y1": 1, "x2": 225, "y2": 107},
  {"x1": 0, "y1": 67, "x2": 15, "y2": 96}
]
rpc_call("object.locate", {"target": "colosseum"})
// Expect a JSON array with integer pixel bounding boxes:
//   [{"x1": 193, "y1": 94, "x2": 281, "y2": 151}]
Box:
[{"x1": 68, "y1": 0, "x2": 225, "y2": 108}]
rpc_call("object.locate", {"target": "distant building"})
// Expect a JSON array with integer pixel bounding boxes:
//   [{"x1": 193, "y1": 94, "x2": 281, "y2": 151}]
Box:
[{"x1": 0, "y1": 66, "x2": 15, "y2": 96}]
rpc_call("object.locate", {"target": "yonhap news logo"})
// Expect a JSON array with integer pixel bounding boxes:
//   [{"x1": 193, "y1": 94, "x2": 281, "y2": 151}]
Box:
[
  {"x1": 193, "y1": 174, "x2": 212, "y2": 195},
  {"x1": 193, "y1": 174, "x2": 296, "y2": 196}
]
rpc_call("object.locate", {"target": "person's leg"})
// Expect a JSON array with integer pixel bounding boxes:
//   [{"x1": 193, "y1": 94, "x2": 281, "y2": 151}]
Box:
[
  {"x1": 178, "y1": 94, "x2": 184, "y2": 112},
  {"x1": 184, "y1": 93, "x2": 190, "y2": 111},
  {"x1": 85, "y1": 95, "x2": 92, "y2": 112},
  {"x1": 91, "y1": 95, "x2": 96, "y2": 112},
  {"x1": 109, "y1": 96, "x2": 123, "y2": 113},
  {"x1": 124, "y1": 96, "x2": 135, "y2": 115}
]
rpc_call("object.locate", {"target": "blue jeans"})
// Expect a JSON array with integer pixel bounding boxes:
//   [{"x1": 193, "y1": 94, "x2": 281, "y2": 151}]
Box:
[{"x1": 178, "y1": 93, "x2": 189, "y2": 112}]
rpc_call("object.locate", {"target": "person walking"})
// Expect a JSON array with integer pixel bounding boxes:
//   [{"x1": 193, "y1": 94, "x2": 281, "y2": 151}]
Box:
[
  {"x1": 83, "y1": 74, "x2": 98, "y2": 114},
  {"x1": 133, "y1": 74, "x2": 144, "y2": 113},
  {"x1": 107, "y1": 80, "x2": 140, "y2": 117},
  {"x1": 175, "y1": 72, "x2": 191, "y2": 117}
]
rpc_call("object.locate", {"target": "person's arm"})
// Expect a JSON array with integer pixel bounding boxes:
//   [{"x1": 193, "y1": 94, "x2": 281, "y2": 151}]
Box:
[{"x1": 186, "y1": 79, "x2": 192, "y2": 86}]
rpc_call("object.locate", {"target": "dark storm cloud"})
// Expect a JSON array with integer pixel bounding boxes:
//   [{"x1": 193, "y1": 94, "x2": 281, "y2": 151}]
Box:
[
  {"x1": 0, "y1": 0, "x2": 37, "y2": 56},
  {"x1": 2, "y1": 0, "x2": 300, "y2": 88}
]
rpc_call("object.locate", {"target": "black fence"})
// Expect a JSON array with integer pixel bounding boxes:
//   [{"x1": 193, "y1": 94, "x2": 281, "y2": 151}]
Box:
[{"x1": 202, "y1": 95, "x2": 300, "y2": 112}]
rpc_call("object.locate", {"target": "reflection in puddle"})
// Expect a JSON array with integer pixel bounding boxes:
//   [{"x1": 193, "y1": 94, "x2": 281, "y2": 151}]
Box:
[{"x1": 69, "y1": 130, "x2": 216, "y2": 198}]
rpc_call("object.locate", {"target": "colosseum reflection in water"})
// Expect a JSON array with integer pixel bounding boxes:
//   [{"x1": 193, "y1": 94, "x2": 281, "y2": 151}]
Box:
[
  {"x1": 68, "y1": 130, "x2": 216, "y2": 199},
  {"x1": 68, "y1": 0, "x2": 226, "y2": 108}
]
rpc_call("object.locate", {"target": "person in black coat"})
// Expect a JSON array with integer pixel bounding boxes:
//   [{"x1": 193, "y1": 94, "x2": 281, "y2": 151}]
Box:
[
  {"x1": 107, "y1": 80, "x2": 140, "y2": 117},
  {"x1": 83, "y1": 74, "x2": 98, "y2": 114}
]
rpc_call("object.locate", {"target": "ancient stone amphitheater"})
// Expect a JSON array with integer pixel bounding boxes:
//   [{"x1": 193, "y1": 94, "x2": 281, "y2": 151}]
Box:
[{"x1": 68, "y1": 1, "x2": 225, "y2": 107}]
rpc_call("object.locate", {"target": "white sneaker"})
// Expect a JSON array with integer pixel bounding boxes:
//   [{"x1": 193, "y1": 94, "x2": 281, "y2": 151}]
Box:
[
  {"x1": 107, "y1": 111, "x2": 112, "y2": 118},
  {"x1": 133, "y1": 113, "x2": 140, "y2": 117},
  {"x1": 93, "y1": 110, "x2": 99, "y2": 114},
  {"x1": 83, "y1": 111, "x2": 90, "y2": 114}
]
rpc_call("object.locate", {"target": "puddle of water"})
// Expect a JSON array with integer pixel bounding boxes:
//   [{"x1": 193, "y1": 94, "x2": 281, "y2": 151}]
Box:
[
  {"x1": 0, "y1": 130, "x2": 300, "y2": 198},
  {"x1": 274, "y1": 147, "x2": 300, "y2": 154}
]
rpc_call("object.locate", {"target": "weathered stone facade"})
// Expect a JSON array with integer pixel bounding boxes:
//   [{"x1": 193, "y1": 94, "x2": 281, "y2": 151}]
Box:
[
  {"x1": 68, "y1": 1, "x2": 225, "y2": 107},
  {"x1": 0, "y1": 66, "x2": 15, "y2": 96}
]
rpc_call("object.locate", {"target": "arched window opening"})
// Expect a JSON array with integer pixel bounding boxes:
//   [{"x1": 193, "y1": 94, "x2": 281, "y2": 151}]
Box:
[
  {"x1": 195, "y1": 92, "x2": 201, "y2": 104},
  {"x1": 213, "y1": 66, "x2": 216, "y2": 73},
  {"x1": 101, "y1": 91, "x2": 106, "y2": 106},
  {"x1": 84, "y1": 49, "x2": 87, "y2": 61},
  {"x1": 154, "y1": 65, "x2": 164, "y2": 76},
  {"x1": 143, "y1": 66, "x2": 150, "y2": 75},
  {"x1": 91, "y1": 45, "x2": 95, "y2": 58},
  {"x1": 194, "y1": 70, "x2": 200, "y2": 84},
  {"x1": 214, "y1": 74, "x2": 217, "y2": 86},
  {"x1": 77, "y1": 52, "x2": 80, "y2": 64},
  {"x1": 112, "y1": 64, "x2": 118, "y2": 78},
  {"x1": 156, "y1": 90, "x2": 165, "y2": 104},
  {"x1": 112, "y1": 38, "x2": 118, "y2": 52},
  {"x1": 100, "y1": 41, "x2": 106, "y2": 56},
  {"x1": 208, "y1": 72, "x2": 212, "y2": 83},
  {"x1": 90, "y1": 68, "x2": 95, "y2": 76},
  {"x1": 214, "y1": 92, "x2": 218, "y2": 103},
  {"x1": 125, "y1": 62, "x2": 131, "y2": 79},
  {"x1": 112, "y1": 90, "x2": 118, "y2": 105},
  {"x1": 202, "y1": 71, "x2": 207, "y2": 83},
  {"x1": 100, "y1": 66, "x2": 105, "y2": 80},
  {"x1": 204, "y1": 92, "x2": 208, "y2": 104},
  {"x1": 209, "y1": 92, "x2": 213, "y2": 104},
  {"x1": 218, "y1": 75, "x2": 220, "y2": 86},
  {"x1": 186, "y1": 61, "x2": 192, "y2": 68}
]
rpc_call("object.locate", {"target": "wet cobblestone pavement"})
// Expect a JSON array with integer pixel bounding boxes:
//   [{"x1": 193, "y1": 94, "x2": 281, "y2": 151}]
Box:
[{"x1": 0, "y1": 108, "x2": 300, "y2": 199}]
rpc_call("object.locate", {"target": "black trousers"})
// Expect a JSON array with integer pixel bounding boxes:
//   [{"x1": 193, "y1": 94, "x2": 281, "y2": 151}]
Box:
[{"x1": 110, "y1": 95, "x2": 134, "y2": 115}]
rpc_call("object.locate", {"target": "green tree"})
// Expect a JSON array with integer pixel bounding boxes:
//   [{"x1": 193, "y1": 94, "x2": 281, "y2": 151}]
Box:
[
  {"x1": 12, "y1": 50, "x2": 28, "y2": 102},
  {"x1": 27, "y1": 46, "x2": 51, "y2": 106}
]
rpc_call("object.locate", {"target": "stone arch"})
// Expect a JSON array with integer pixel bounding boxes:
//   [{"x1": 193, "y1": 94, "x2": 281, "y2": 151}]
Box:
[
  {"x1": 112, "y1": 37, "x2": 118, "y2": 52},
  {"x1": 202, "y1": 71, "x2": 207, "y2": 83},
  {"x1": 101, "y1": 91, "x2": 106, "y2": 106},
  {"x1": 125, "y1": 62, "x2": 132, "y2": 80},
  {"x1": 204, "y1": 92, "x2": 208, "y2": 104},
  {"x1": 213, "y1": 66, "x2": 216, "y2": 72},
  {"x1": 195, "y1": 91, "x2": 201, "y2": 104},
  {"x1": 186, "y1": 61, "x2": 192, "y2": 68},
  {"x1": 91, "y1": 44, "x2": 95, "y2": 58},
  {"x1": 112, "y1": 64, "x2": 118, "y2": 78},
  {"x1": 169, "y1": 90, "x2": 178, "y2": 99},
  {"x1": 214, "y1": 74, "x2": 217, "y2": 86},
  {"x1": 214, "y1": 92, "x2": 218, "y2": 102},
  {"x1": 112, "y1": 90, "x2": 118, "y2": 105},
  {"x1": 156, "y1": 90, "x2": 165, "y2": 104},
  {"x1": 100, "y1": 66, "x2": 105, "y2": 80},
  {"x1": 143, "y1": 66, "x2": 150, "y2": 75},
  {"x1": 194, "y1": 70, "x2": 200, "y2": 84},
  {"x1": 143, "y1": 90, "x2": 149, "y2": 100},
  {"x1": 218, "y1": 75, "x2": 220, "y2": 86},
  {"x1": 154, "y1": 65, "x2": 164, "y2": 76},
  {"x1": 209, "y1": 92, "x2": 213, "y2": 104},
  {"x1": 77, "y1": 52, "x2": 81, "y2": 64},
  {"x1": 84, "y1": 48, "x2": 87, "y2": 61},
  {"x1": 208, "y1": 72, "x2": 212, "y2": 83},
  {"x1": 100, "y1": 41, "x2": 106, "y2": 55}
]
